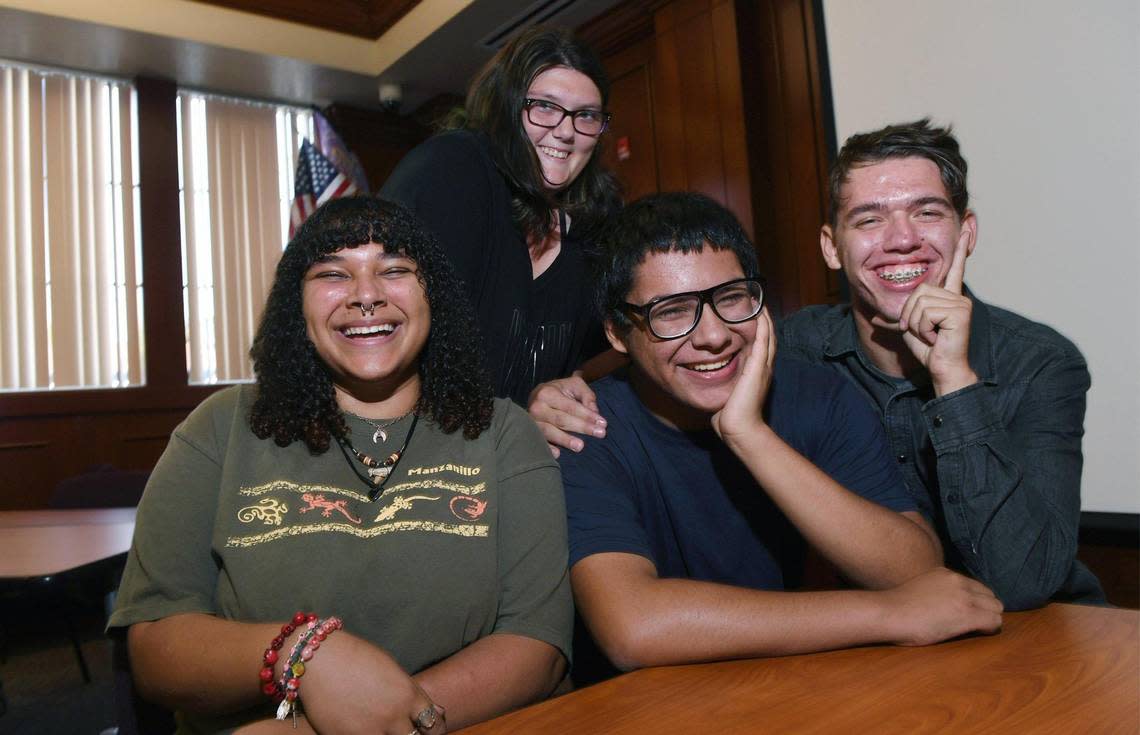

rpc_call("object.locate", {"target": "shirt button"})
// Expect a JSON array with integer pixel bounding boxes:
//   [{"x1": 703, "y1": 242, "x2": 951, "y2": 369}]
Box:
[
  {"x1": 932, "y1": 415, "x2": 944, "y2": 428},
  {"x1": 947, "y1": 493, "x2": 960, "y2": 504},
  {"x1": 896, "y1": 454, "x2": 907, "y2": 463}
]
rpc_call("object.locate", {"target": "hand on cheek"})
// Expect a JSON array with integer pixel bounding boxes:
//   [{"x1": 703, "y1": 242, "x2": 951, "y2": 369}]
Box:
[{"x1": 712, "y1": 309, "x2": 776, "y2": 442}]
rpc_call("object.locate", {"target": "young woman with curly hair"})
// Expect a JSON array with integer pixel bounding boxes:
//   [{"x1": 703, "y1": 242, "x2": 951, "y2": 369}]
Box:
[
  {"x1": 382, "y1": 26, "x2": 621, "y2": 415},
  {"x1": 109, "y1": 197, "x2": 572, "y2": 734}
]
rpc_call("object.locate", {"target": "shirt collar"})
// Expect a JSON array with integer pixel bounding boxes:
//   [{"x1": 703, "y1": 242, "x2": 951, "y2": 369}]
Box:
[{"x1": 821, "y1": 303, "x2": 860, "y2": 359}]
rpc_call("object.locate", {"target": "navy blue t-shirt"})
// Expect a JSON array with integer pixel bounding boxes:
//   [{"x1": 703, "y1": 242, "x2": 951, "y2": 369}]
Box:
[
  {"x1": 561, "y1": 355, "x2": 915, "y2": 588},
  {"x1": 560, "y1": 356, "x2": 914, "y2": 682}
]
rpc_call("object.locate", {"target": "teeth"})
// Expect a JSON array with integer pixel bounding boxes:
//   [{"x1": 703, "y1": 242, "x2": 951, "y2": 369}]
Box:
[
  {"x1": 879, "y1": 265, "x2": 927, "y2": 282},
  {"x1": 688, "y1": 358, "x2": 730, "y2": 372},
  {"x1": 343, "y1": 324, "x2": 395, "y2": 336},
  {"x1": 539, "y1": 146, "x2": 568, "y2": 159}
]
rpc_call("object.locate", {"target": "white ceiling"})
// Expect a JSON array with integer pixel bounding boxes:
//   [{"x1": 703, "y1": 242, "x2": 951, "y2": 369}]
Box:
[{"x1": 0, "y1": 0, "x2": 621, "y2": 111}]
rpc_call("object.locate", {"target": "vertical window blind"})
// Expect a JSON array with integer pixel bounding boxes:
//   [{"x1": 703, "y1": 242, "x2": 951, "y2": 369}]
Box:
[
  {"x1": 177, "y1": 92, "x2": 312, "y2": 384},
  {"x1": 0, "y1": 62, "x2": 142, "y2": 391}
]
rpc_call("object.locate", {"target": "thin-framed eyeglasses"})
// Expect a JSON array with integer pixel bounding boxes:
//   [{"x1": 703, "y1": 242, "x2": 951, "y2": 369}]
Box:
[
  {"x1": 621, "y1": 277, "x2": 765, "y2": 340},
  {"x1": 524, "y1": 98, "x2": 612, "y2": 136}
]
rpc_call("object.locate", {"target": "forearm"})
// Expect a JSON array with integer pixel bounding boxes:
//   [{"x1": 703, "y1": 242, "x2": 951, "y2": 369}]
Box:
[
  {"x1": 725, "y1": 427, "x2": 940, "y2": 587},
  {"x1": 937, "y1": 435, "x2": 1081, "y2": 608},
  {"x1": 580, "y1": 574, "x2": 892, "y2": 669},
  {"x1": 414, "y1": 634, "x2": 565, "y2": 730},
  {"x1": 128, "y1": 613, "x2": 284, "y2": 715},
  {"x1": 927, "y1": 381, "x2": 1085, "y2": 609}
]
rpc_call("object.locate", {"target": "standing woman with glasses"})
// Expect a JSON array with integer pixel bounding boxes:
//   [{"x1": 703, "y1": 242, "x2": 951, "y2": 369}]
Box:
[{"x1": 382, "y1": 26, "x2": 620, "y2": 428}]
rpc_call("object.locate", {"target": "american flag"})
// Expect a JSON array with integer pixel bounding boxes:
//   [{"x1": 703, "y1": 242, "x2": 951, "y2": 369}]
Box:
[{"x1": 289, "y1": 138, "x2": 359, "y2": 239}]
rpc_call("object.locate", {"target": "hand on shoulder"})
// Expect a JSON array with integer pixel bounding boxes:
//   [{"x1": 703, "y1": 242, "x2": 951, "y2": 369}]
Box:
[{"x1": 528, "y1": 373, "x2": 606, "y2": 458}]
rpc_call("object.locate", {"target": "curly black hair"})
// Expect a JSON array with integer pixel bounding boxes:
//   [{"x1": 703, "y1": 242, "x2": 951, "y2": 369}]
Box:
[{"x1": 249, "y1": 196, "x2": 494, "y2": 453}]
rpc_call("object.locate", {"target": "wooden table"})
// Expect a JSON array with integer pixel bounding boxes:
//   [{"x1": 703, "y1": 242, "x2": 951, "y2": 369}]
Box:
[
  {"x1": 0, "y1": 507, "x2": 137, "y2": 693},
  {"x1": 460, "y1": 604, "x2": 1139, "y2": 734},
  {"x1": 0, "y1": 507, "x2": 136, "y2": 579}
]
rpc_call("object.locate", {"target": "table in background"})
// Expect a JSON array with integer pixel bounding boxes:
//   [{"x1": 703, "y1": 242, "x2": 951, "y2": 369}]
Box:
[
  {"x1": 460, "y1": 604, "x2": 1138, "y2": 734},
  {"x1": 0, "y1": 507, "x2": 136, "y2": 579},
  {"x1": 0, "y1": 506, "x2": 137, "y2": 700}
]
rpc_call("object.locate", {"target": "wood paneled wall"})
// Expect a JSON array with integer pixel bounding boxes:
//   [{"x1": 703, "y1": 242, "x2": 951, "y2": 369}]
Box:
[
  {"x1": 736, "y1": 0, "x2": 838, "y2": 314},
  {"x1": 582, "y1": 0, "x2": 837, "y2": 315},
  {"x1": 589, "y1": 0, "x2": 754, "y2": 237}
]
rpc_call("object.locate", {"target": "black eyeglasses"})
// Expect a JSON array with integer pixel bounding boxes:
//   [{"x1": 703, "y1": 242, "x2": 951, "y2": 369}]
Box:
[
  {"x1": 621, "y1": 278, "x2": 765, "y2": 340},
  {"x1": 524, "y1": 98, "x2": 612, "y2": 136}
]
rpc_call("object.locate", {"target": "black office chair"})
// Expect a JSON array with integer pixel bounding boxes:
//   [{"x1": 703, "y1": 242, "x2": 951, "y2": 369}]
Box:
[{"x1": 50, "y1": 464, "x2": 150, "y2": 509}]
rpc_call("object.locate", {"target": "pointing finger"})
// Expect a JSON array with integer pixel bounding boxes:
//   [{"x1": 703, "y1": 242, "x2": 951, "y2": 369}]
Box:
[{"x1": 944, "y1": 226, "x2": 971, "y2": 294}]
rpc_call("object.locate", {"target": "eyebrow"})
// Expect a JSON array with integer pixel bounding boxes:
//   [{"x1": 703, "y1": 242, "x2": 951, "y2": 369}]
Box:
[
  {"x1": 843, "y1": 195, "x2": 954, "y2": 221},
  {"x1": 314, "y1": 248, "x2": 411, "y2": 264},
  {"x1": 910, "y1": 196, "x2": 954, "y2": 210},
  {"x1": 527, "y1": 92, "x2": 602, "y2": 111},
  {"x1": 843, "y1": 202, "x2": 885, "y2": 220}
]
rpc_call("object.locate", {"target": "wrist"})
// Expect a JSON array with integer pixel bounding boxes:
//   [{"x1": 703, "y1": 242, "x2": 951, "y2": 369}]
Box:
[
  {"x1": 932, "y1": 367, "x2": 978, "y2": 397},
  {"x1": 261, "y1": 613, "x2": 343, "y2": 718},
  {"x1": 263, "y1": 614, "x2": 316, "y2": 699},
  {"x1": 866, "y1": 589, "x2": 905, "y2": 644},
  {"x1": 720, "y1": 419, "x2": 776, "y2": 455}
]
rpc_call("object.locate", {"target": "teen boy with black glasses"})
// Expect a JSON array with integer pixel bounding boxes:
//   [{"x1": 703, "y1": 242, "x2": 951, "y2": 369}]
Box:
[{"x1": 557, "y1": 192, "x2": 1001, "y2": 683}]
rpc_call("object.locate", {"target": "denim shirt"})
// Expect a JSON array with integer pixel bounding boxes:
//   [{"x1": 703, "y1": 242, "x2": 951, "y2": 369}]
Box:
[{"x1": 779, "y1": 291, "x2": 1104, "y2": 610}]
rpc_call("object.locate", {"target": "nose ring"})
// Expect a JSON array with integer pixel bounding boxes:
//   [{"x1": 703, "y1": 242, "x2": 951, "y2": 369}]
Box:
[{"x1": 357, "y1": 302, "x2": 377, "y2": 317}]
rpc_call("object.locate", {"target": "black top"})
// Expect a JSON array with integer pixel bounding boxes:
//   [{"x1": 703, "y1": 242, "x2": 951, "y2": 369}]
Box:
[{"x1": 381, "y1": 130, "x2": 604, "y2": 405}]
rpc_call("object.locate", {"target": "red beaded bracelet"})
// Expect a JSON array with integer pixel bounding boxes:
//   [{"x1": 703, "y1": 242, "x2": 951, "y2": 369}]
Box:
[
  {"x1": 275, "y1": 616, "x2": 343, "y2": 722},
  {"x1": 260, "y1": 612, "x2": 317, "y2": 701}
]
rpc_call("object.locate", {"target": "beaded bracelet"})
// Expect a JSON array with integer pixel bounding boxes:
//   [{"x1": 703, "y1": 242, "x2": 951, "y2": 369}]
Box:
[
  {"x1": 275, "y1": 615, "x2": 344, "y2": 723},
  {"x1": 260, "y1": 612, "x2": 317, "y2": 701}
]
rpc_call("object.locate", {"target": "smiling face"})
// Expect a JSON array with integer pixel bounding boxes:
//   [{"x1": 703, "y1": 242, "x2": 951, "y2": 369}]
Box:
[
  {"x1": 606, "y1": 248, "x2": 757, "y2": 429},
  {"x1": 522, "y1": 65, "x2": 603, "y2": 192},
  {"x1": 302, "y1": 242, "x2": 430, "y2": 414},
  {"x1": 821, "y1": 156, "x2": 977, "y2": 326}
]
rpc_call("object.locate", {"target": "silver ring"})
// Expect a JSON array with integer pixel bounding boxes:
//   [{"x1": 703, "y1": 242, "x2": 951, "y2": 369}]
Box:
[{"x1": 415, "y1": 705, "x2": 438, "y2": 729}]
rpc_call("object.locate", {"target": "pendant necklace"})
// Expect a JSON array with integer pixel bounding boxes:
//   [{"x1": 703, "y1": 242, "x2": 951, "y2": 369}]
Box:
[
  {"x1": 337, "y1": 413, "x2": 419, "y2": 500},
  {"x1": 352, "y1": 411, "x2": 411, "y2": 443}
]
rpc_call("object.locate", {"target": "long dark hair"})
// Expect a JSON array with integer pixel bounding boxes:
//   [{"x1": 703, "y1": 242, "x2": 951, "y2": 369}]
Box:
[
  {"x1": 452, "y1": 26, "x2": 621, "y2": 240},
  {"x1": 249, "y1": 197, "x2": 494, "y2": 453}
]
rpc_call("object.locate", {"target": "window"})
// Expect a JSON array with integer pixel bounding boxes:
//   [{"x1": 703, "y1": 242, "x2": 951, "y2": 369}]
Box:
[
  {"x1": 176, "y1": 92, "x2": 312, "y2": 384},
  {"x1": 0, "y1": 61, "x2": 142, "y2": 392}
]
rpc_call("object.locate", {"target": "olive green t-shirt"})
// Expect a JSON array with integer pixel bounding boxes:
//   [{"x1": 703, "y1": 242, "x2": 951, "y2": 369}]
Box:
[{"x1": 110, "y1": 385, "x2": 571, "y2": 732}]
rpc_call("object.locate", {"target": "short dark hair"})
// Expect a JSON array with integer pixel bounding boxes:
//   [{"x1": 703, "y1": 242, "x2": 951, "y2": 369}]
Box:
[
  {"x1": 829, "y1": 118, "x2": 969, "y2": 225},
  {"x1": 596, "y1": 192, "x2": 760, "y2": 330},
  {"x1": 454, "y1": 26, "x2": 620, "y2": 240},
  {"x1": 249, "y1": 196, "x2": 493, "y2": 453}
]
